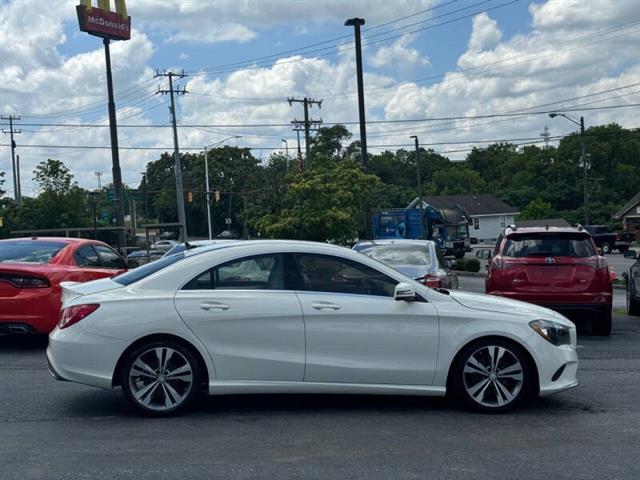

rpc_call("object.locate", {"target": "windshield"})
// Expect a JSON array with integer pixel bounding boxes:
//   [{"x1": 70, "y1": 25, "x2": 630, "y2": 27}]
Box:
[
  {"x1": 446, "y1": 225, "x2": 469, "y2": 240},
  {"x1": 503, "y1": 234, "x2": 596, "y2": 258},
  {"x1": 113, "y1": 253, "x2": 185, "y2": 286},
  {"x1": 360, "y1": 244, "x2": 431, "y2": 266},
  {"x1": 0, "y1": 241, "x2": 67, "y2": 264}
]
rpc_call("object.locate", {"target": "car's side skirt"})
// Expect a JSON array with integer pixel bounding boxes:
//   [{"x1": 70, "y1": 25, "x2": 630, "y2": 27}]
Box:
[{"x1": 209, "y1": 380, "x2": 446, "y2": 397}]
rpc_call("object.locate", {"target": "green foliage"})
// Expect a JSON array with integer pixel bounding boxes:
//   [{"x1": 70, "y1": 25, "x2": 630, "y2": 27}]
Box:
[
  {"x1": 520, "y1": 198, "x2": 555, "y2": 220},
  {"x1": 453, "y1": 259, "x2": 466, "y2": 271},
  {"x1": 465, "y1": 258, "x2": 481, "y2": 273},
  {"x1": 257, "y1": 159, "x2": 380, "y2": 243},
  {"x1": 428, "y1": 166, "x2": 487, "y2": 195}
]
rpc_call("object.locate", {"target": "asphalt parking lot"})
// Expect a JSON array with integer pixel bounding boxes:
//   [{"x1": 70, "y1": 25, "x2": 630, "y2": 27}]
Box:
[{"x1": 1, "y1": 307, "x2": 639, "y2": 480}]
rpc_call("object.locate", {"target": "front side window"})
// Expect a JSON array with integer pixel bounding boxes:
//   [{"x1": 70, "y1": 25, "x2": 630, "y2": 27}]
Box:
[
  {"x1": 74, "y1": 245, "x2": 102, "y2": 267},
  {"x1": 293, "y1": 254, "x2": 398, "y2": 297},
  {"x1": 184, "y1": 254, "x2": 285, "y2": 290},
  {"x1": 94, "y1": 245, "x2": 126, "y2": 269}
]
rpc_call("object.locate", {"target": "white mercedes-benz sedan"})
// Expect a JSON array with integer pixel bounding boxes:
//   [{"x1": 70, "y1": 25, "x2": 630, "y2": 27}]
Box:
[{"x1": 47, "y1": 240, "x2": 578, "y2": 415}]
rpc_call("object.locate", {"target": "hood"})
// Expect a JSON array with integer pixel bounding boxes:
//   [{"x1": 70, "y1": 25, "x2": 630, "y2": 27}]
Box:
[
  {"x1": 60, "y1": 278, "x2": 122, "y2": 307},
  {"x1": 447, "y1": 290, "x2": 570, "y2": 324}
]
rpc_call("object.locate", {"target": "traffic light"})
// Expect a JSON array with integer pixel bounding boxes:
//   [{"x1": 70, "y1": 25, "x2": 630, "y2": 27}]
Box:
[
  {"x1": 214, "y1": 190, "x2": 221, "y2": 202},
  {"x1": 187, "y1": 191, "x2": 193, "y2": 203}
]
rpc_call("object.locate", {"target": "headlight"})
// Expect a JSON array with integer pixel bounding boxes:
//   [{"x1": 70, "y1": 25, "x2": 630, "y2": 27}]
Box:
[{"x1": 529, "y1": 319, "x2": 572, "y2": 346}]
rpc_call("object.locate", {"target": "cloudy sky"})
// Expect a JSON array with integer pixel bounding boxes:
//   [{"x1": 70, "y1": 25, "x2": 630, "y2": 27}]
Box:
[{"x1": 1, "y1": 0, "x2": 639, "y2": 197}]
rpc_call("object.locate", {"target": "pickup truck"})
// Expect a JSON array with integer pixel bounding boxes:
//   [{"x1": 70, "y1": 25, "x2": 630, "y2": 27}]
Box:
[{"x1": 584, "y1": 225, "x2": 632, "y2": 254}]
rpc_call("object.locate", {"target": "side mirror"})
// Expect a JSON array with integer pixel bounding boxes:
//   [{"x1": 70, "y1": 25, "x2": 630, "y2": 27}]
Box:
[
  {"x1": 623, "y1": 250, "x2": 638, "y2": 260},
  {"x1": 394, "y1": 282, "x2": 417, "y2": 301},
  {"x1": 126, "y1": 259, "x2": 140, "y2": 269},
  {"x1": 476, "y1": 249, "x2": 491, "y2": 260}
]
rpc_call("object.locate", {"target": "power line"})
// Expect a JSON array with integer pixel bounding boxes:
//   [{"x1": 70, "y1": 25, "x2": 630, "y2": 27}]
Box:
[{"x1": 4, "y1": 103, "x2": 638, "y2": 130}]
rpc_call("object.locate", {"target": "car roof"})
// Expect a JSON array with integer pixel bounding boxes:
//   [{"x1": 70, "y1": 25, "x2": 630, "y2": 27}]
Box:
[
  {"x1": 503, "y1": 226, "x2": 587, "y2": 236},
  {"x1": 1, "y1": 237, "x2": 93, "y2": 245},
  {"x1": 355, "y1": 239, "x2": 437, "y2": 247}
]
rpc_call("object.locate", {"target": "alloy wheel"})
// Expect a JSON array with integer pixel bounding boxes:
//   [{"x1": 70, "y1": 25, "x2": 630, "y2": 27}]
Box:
[
  {"x1": 128, "y1": 346, "x2": 194, "y2": 412},
  {"x1": 462, "y1": 345, "x2": 524, "y2": 408}
]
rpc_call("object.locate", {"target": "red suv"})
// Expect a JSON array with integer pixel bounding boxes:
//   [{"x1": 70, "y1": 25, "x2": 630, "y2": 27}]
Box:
[{"x1": 478, "y1": 227, "x2": 613, "y2": 335}]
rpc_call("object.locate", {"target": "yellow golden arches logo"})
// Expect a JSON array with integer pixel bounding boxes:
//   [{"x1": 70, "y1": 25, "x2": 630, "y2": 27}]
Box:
[{"x1": 80, "y1": 0, "x2": 127, "y2": 18}]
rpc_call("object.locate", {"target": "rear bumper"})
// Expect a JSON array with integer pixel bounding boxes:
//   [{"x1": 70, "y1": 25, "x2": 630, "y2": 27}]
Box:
[{"x1": 0, "y1": 289, "x2": 60, "y2": 333}]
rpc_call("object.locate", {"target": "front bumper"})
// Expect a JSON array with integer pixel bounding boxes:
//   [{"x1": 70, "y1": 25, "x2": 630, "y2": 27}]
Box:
[{"x1": 530, "y1": 328, "x2": 579, "y2": 396}]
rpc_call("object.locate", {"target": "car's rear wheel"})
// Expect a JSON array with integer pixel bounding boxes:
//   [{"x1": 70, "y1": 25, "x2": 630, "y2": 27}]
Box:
[
  {"x1": 121, "y1": 340, "x2": 199, "y2": 416},
  {"x1": 450, "y1": 338, "x2": 534, "y2": 413},
  {"x1": 601, "y1": 242, "x2": 611, "y2": 254},
  {"x1": 627, "y1": 289, "x2": 640, "y2": 316},
  {"x1": 591, "y1": 310, "x2": 612, "y2": 336}
]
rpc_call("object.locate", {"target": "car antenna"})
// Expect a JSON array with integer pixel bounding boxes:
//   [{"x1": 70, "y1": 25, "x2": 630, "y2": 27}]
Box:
[{"x1": 184, "y1": 241, "x2": 197, "y2": 250}]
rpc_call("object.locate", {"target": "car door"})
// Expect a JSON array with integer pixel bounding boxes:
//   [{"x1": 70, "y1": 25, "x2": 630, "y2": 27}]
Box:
[
  {"x1": 291, "y1": 253, "x2": 440, "y2": 386},
  {"x1": 173, "y1": 253, "x2": 305, "y2": 382}
]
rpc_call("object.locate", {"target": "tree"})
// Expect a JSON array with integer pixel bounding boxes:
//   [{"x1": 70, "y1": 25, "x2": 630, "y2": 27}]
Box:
[
  {"x1": 520, "y1": 198, "x2": 555, "y2": 220},
  {"x1": 257, "y1": 160, "x2": 380, "y2": 243},
  {"x1": 428, "y1": 166, "x2": 486, "y2": 195},
  {"x1": 34, "y1": 159, "x2": 77, "y2": 194},
  {"x1": 309, "y1": 125, "x2": 353, "y2": 159}
]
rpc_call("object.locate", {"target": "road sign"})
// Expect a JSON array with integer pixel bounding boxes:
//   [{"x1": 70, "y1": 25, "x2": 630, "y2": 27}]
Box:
[{"x1": 225, "y1": 218, "x2": 232, "y2": 225}]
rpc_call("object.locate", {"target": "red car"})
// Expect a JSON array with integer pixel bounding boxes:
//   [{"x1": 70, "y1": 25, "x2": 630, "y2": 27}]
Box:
[
  {"x1": 478, "y1": 226, "x2": 613, "y2": 336},
  {"x1": 0, "y1": 237, "x2": 128, "y2": 334}
]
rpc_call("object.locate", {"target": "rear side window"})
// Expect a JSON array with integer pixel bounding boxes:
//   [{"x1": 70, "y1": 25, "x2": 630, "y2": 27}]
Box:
[
  {"x1": 74, "y1": 245, "x2": 102, "y2": 267},
  {"x1": 0, "y1": 241, "x2": 67, "y2": 264},
  {"x1": 502, "y1": 234, "x2": 596, "y2": 258},
  {"x1": 183, "y1": 254, "x2": 285, "y2": 290}
]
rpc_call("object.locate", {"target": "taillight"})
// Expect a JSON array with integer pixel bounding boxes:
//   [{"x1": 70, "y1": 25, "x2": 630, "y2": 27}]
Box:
[
  {"x1": 418, "y1": 273, "x2": 444, "y2": 288},
  {"x1": 0, "y1": 273, "x2": 50, "y2": 288},
  {"x1": 59, "y1": 304, "x2": 100, "y2": 330}
]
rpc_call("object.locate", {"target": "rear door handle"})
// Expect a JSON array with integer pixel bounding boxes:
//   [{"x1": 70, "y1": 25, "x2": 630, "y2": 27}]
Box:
[
  {"x1": 200, "y1": 302, "x2": 230, "y2": 311},
  {"x1": 311, "y1": 302, "x2": 341, "y2": 311}
]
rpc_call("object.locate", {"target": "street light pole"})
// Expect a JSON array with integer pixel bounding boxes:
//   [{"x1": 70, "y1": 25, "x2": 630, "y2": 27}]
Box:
[
  {"x1": 410, "y1": 135, "x2": 426, "y2": 240},
  {"x1": 549, "y1": 113, "x2": 589, "y2": 225},
  {"x1": 204, "y1": 136, "x2": 241, "y2": 240},
  {"x1": 345, "y1": 17, "x2": 368, "y2": 169}
]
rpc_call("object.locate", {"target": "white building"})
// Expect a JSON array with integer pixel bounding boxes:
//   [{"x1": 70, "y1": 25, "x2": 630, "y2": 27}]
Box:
[{"x1": 408, "y1": 194, "x2": 520, "y2": 245}]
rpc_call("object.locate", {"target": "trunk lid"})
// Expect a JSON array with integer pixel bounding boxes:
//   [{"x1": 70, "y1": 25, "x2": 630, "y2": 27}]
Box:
[
  {"x1": 60, "y1": 278, "x2": 122, "y2": 307},
  {"x1": 501, "y1": 256, "x2": 598, "y2": 293}
]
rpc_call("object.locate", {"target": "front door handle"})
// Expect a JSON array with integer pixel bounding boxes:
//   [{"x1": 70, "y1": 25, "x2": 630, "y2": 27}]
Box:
[
  {"x1": 311, "y1": 302, "x2": 341, "y2": 311},
  {"x1": 200, "y1": 302, "x2": 230, "y2": 311}
]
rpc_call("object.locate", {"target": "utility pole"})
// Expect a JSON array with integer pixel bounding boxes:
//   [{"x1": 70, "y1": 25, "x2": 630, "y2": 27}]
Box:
[
  {"x1": 1, "y1": 114, "x2": 21, "y2": 204},
  {"x1": 140, "y1": 172, "x2": 148, "y2": 221},
  {"x1": 288, "y1": 97, "x2": 322, "y2": 169},
  {"x1": 410, "y1": 136, "x2": 426, "y2": 240},
  {"x1": 95, "y1": 171, "x2": 103, "y2": 189},
  {"x1": 549, "y1": 113, "x2": 589, "y2": 225},
  {"x1": 156, "y1": 70, "x2": 188, "y2": 241},
  {"x1": 16, "y1": 155, "x2": 21, "y2": 202},
  {"x1": 345, "y1": 17, "x2": 368, "y2": 169},
  {"x1": 204, "y1": 146, "x2": 213, "y2": 240}
]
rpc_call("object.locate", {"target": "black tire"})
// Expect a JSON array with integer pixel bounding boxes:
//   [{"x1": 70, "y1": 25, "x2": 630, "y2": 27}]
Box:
[
  {"x1": 591, "y1": 310, "x2": 612, "y2": 336},
  {"x1": 454, "y1": 251, "x2": 465, "y2": 259},
  {"x1": 601, "y1": 242, "x2": 611, "y2": 254},
  {"x1": 449, "y1": 338, "x2": 535, "y2": 413},
  {"x1": 628, "y1": 289, "x2": 640, "y2": 316},
  {"x1": 121, "y1": 340, "x2": 200, "y2": 416}
]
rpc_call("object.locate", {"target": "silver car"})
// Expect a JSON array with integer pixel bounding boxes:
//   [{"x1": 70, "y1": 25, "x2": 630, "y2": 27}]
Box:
[{"x1": 353, "y1": 239, "x2": 458, "y2": 289}]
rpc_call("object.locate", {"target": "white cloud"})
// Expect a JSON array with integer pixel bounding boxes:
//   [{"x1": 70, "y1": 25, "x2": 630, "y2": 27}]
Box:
[
  {"x1": 370, "y1": 35, "x2": 430, "y2": 71},
  {"x1": 467, "y1": 13, "x2": 502, "y2": 52}
]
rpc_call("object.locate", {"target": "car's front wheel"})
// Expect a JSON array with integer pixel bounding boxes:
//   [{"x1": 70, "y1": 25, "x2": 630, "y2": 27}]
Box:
[
  {"x1": 121, "y1": 340, "x2": 200, "y2": 416},
  {"x1": 450, "y1": 339, "x2": 535, "y2": 413}
]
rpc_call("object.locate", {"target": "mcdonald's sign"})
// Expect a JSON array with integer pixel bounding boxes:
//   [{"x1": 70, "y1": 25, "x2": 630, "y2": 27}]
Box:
[{"x1": 76, "y1": 0, "x2": 131, "y2": 41}]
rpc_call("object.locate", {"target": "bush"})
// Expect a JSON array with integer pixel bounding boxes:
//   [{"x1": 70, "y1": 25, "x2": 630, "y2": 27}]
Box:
[
  {"x1": 453, "y1": 259, "x2": 466, "y2": 271},
  {"x1": 465, "y1": 258, "x2": 481, "y2": 273}
]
